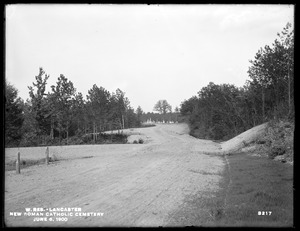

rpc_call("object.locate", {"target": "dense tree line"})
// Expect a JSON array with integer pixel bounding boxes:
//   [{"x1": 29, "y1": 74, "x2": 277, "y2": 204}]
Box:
[
  {"x1": 5, "y1": 73, "x2": 183, "y2": 147},
  {"x1": 180, "y1": 23, "x2": 294, "y2": 141},
  {"x1": 5, "y1": 70, "x2": 142, "y2": 147}
]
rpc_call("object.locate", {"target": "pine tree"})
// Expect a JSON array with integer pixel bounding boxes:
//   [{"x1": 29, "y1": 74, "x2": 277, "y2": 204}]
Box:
[{"x1": 5, "y1": 81, "x2": 24, "y2": 146}]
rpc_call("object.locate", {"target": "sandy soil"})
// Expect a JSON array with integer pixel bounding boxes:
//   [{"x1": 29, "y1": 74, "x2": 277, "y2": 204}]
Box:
[
  {"x1": 5, "y1": 123, "x2": 225, "y2": 227},
  {"x1": 220, "y1": 123, "x2": 268, "y2": 154}
]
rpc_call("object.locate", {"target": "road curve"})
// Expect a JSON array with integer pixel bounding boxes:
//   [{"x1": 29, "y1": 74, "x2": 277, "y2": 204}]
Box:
[{"x1": 5, "y1": 123, "x2": 225, "y2": 227}]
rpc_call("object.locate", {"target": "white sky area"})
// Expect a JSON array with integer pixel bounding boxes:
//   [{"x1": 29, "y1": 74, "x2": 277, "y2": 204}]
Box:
[{"x1": 5, "y1": 4, "x2": 294, "y2": 113}]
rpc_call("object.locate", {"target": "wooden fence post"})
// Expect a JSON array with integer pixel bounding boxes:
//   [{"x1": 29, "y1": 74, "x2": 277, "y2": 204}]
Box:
[
  {"x1": 45, "y1": 147, "x2": 49, "y2": 165},
  {"x1": 16, "y1": 152, "x2": 20, "y2": 174}
]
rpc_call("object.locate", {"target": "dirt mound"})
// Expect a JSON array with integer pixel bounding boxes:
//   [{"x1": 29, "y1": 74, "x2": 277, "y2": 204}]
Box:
[{"x1": 220, "y1": 123, "x2": 268, "y2": 155}]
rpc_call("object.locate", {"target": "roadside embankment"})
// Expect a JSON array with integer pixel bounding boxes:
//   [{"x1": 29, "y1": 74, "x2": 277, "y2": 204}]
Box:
[
  {"x1": 220, "y1": 123, "x2": 268, "y2": 155},
  {"x1": 220, "y1": 120, "x2": 294, "y2": 164}
]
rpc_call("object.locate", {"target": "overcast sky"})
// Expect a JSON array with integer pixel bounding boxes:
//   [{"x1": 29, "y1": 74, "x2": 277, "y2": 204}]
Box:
[{"x1": 5, "y1": 4, "x2": 294, "y2": 113}]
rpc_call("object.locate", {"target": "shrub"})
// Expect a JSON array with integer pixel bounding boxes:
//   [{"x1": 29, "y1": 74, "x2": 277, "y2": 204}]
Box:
[
  {"x1": 19, "y1": 132, "x2": 39, "y2": 147},
  {"x1": 268, "y1": 146, "x2": 286, "y2": 159},
  {"x1": 66, "y1": 136, "x2": 84, "y2": 145},
  {"x1": 263, "y1": 120, "x2": 294, "y2": 160},
  {"x1": 43, "y1": 136, "x2": 60, "y2": 146},
  {"x1": 82, "y1": 134, "x2": 93, "y2": 143},
  {"x1": 133, "y1": 140, "x2": 138, "y2": 144},
  {"x1": 138, "y1": 138, "x2": 144, "y2": 144}
]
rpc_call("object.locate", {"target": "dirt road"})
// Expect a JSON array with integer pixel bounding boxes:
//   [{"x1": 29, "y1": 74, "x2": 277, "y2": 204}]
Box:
[{"x1": 4, "y1": 123, "x2": 225, "y2": 227}]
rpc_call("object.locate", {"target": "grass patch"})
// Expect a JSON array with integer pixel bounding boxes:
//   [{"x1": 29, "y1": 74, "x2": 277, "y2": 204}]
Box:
[
  {"x1": 168, "y1": 153, "x2": 293, "y2": 227},
  {"x1": 216, "y1": 153, "x2": 293, "y2": 227}
]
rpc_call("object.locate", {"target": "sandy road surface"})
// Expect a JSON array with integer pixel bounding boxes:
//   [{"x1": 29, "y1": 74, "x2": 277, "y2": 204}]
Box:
[{"x1": 5, "y1": 123, "x2": 225, "y2": 227}]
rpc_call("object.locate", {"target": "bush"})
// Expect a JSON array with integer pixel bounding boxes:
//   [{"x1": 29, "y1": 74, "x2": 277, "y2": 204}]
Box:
[
  {"x1": 263, "y1": 120, "x2": 294, "y2": 160},
  {"x1": 82, "y1": 134, "x2": 93, "y2": 143},
  {"x1": 64, "y1": 136, "x2": 84, "y2": 145},
  {"x1": 268, "y1": 145, "x2": 286, "y2": 159},
  {"x1": 80, "y1": 133, "x2": 128, "y2": 144},
  {"x1": 138, "y1": 138, "x2": 144, "y2": 144},
  {"x1": 5, "y1": 138, "x2": 22, "y2": 148},
  {"x1": 18, "y1": 132, "x2": 39, "y2": 147},
  {"x1": 42, "y1": 136, "x2": 60, "y2": 146},
  {"x1": 133, "y1": 140, "x2": 138, "y2": 144}
]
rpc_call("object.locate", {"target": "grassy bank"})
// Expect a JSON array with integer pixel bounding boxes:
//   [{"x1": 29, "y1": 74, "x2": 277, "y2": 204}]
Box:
[
  {"x1": 168, "y1": 152, "x2": 293, "y2": 227},
  {"x1": 214, "y1": 153, "x2": 293, "y2": 227}
]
